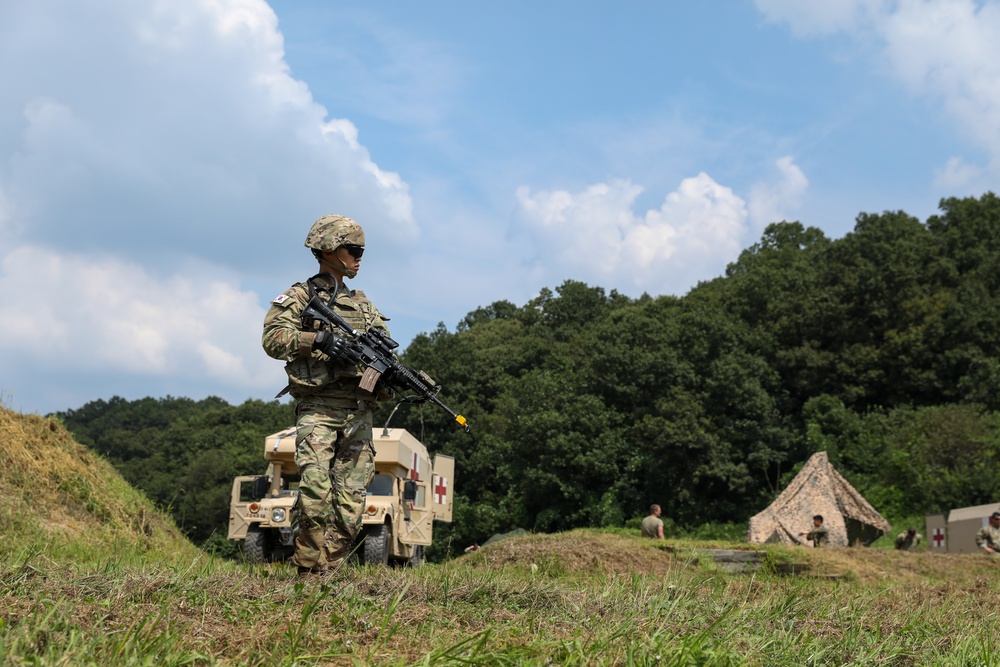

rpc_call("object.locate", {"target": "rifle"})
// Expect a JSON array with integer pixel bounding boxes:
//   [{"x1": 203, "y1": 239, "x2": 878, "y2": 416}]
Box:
[{"x1": 303, "y1": 295, "x2": 471, "y2": 433}]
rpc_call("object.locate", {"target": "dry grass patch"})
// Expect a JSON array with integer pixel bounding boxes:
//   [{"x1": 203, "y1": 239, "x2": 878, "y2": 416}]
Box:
[
  {"x1": 0, "y1": 406, "x2": 198, "y2": 561},
  {"x1": 462, "y1": 528, "x2": 680, "y2": 577},
  {"x1": 796, "y1": 543, "x2": 1000, "y2": 585},
  {"x1": 6, "y1": 404, "x2": 1000, "y2": 664}
]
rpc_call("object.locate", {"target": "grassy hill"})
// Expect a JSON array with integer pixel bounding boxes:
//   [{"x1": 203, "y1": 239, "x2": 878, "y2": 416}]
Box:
[
  {"x1": 3, "y1": 405, "x2": 1000, "y2": 666},
  {"x1": 0, "y1": 406, "x2": 200, "y2": 563}
]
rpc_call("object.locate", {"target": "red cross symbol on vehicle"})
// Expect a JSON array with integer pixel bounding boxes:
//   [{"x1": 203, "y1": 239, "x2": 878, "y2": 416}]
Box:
[
  {"x1": 410, "y1": 451, "x2": 420, "y2": 480},
  {"x1": 932, "y1": 527, "x2": 945, "y2": 548},
  {"x1": 434, "y1": 475, "x2": 448, "y2": 505}
]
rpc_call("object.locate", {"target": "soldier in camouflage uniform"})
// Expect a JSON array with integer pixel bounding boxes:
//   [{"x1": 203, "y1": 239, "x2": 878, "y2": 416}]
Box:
[
  {"x1": 262, "y1": 214, "x2": 391, "y2": 576},
  {"x1": 975, "y1": 511, "x2": 1000, "y2": 555},
  {"x1": 799, "y1": 514, "x2": 829, "y2": 548},
  {"x1": 894, "y1": 527, "x2": 922, "y2": 551}
]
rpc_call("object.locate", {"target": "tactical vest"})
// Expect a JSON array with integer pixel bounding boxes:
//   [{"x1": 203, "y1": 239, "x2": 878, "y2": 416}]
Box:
[{"x1": 281, "y1": 276, "x2": 384, "y2": 399}]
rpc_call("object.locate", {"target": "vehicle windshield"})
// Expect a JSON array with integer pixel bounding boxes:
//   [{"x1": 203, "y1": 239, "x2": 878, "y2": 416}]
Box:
[
  {"x1": 367, "y1": 475, "x2": 394, "y2": 496},
  {"x1": 238, "y1": 480, "x2": 256, "y2": 503}
]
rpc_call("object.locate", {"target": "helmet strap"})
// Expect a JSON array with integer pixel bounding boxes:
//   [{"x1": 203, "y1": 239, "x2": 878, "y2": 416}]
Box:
[{"x1": 317, "y1": 250, "x2": 356, "y2": 281}]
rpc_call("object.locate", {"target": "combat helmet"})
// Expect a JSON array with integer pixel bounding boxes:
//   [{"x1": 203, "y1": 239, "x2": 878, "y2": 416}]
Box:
[{"x1": 304, "y1": 214, "x2": 365, "y2": 252}]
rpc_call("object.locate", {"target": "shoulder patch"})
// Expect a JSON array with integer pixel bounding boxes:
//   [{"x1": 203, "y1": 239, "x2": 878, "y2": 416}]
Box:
[{"x1": 272, "y1": 294, "x2": 291, "y2": 305}]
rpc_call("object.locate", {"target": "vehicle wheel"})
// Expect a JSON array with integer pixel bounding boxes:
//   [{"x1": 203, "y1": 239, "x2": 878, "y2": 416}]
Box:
[
  {"x1": 244, "y1": 524, "x2": 271, "y2": 564},
  {"x1": 408, "y1": 545, "x2": 425, "y2": 568},
  {"x1": 363, "y1": 523, "x2": 390, "y2": 566}
]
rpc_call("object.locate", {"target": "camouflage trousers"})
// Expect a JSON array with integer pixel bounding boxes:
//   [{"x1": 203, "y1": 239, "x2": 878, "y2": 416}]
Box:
[{"x1": 290, "y1": 397, "x2": 375, "y2": 571}]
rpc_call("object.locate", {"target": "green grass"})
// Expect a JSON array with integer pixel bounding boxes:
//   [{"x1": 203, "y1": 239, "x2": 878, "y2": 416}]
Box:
[
  {"x1": 4, "y1": 407, "x2": 1000, "y2": 665},
  {"x1": 4, "y1": 531, "x2": 1000, "y2": 666}
]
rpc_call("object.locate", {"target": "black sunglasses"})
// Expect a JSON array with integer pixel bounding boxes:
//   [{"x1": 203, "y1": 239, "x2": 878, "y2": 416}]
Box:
[{"x1": 343, "y1": 244, "x2": 365, "y2": 259}]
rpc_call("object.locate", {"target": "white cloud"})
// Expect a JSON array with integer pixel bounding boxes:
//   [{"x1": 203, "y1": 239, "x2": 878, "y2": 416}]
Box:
[
  {"x1": 755, "y1": 0, "x2": 887, "y2": 36},
  {"x1": 881, "y1": 0, "x2": 1000, "y2": 158},
  {"x1": 748, "y1": 156, "x2": 809, "y2": 228},
  {"x1": 516, "y1": 174, "x2": 749, "y2": 296},
  {"x1": 758, "y1": 0, "x2": 1000, "y2": 180},
  {"x1": 0, "y1": 0, "x2": 417, "y2": 269},
  {"x1": 0, "y1": 0, "x2": 421, "y2": 412},
  {"x1": 0, "y1": 184, "x2": 11, "y2": 231},
  {"x1": 933, "y1": 156, "x2": 988, "y2": 193},
  {"x1": 0, "y1": 246, "x2": 278, "y2": 391}
]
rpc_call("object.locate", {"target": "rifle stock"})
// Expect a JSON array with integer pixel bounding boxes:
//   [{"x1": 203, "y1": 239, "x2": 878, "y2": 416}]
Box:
[{"x1": 304, "y1": 295, "x2": 471, "y2": 433}]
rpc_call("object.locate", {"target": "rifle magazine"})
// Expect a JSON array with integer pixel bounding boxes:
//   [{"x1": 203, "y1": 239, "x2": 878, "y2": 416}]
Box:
[{"x1": 360, "y1": 366, "x2": 383, "y2": 393}]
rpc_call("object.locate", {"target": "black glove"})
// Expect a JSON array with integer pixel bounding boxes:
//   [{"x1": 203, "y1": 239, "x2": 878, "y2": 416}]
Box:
[{"x1": 313, "y1": 331, "x2": 362, "y2": 365}]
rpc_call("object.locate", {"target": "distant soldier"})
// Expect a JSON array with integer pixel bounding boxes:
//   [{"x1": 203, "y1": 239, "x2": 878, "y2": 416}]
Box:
[
  {"x1": 799, "y1": 514, "x2": 829, "y2": 548},
  {"x1": 975, "y1": 512, "x2": 1000, "y2": 555},
  {"x1": 641, "y1": 504, "x2": 664, "y2": 540},
  {"x1": 894, "y1": 527, "x2": 922, "y2": 551}
]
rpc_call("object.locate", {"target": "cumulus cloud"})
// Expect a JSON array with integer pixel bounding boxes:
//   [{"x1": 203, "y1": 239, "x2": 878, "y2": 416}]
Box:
[
  {"x1": 0, "y1": 246, "x2": 280, "y2": 393},
  {"x1": 516, "y1": 174, "x2": 749, "y2": 296},
  {"x1": 0, "y1": 0, "x2": 416, "y2": 412},
  {"x1": 748, "y1": 156, "x2": 809, "y2": 229},
  {"x1": 0, "y1": 0, "x2": 416, "y2": 265}
]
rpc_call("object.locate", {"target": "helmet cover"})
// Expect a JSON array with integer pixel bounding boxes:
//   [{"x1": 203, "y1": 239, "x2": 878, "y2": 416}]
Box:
[{"x1": 304, "y1": 214, "x2": 366, "y2": 252}]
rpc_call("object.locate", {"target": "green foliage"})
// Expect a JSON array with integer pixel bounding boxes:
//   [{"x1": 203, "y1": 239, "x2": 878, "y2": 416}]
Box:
[
  {"x1": 880, "y1": 404, "x2": 1000, "y2": 514},
  {"x1": 51, "y1": 193, "x2": 1000, "y2": 560},
  {"x1": 803, "y1": 398, "x2": 1000, "y2": 517}
]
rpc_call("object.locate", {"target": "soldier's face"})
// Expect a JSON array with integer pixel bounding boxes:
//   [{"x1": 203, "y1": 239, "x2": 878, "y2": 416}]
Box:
[
  {"x1": 336, "y1": 246, "x2": 361, "y2": 272},
  {"x1": 321, "y1": 246, "x2": 362, "y2": 279},
  {"x1": 991, "y1": 516, "x2": 1000, "y2": 528}
]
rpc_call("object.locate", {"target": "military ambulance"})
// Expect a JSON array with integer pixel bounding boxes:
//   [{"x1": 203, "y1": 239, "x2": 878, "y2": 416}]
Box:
[{"x1": 228, "y1": 426, "x2": 455, "y2": 566}]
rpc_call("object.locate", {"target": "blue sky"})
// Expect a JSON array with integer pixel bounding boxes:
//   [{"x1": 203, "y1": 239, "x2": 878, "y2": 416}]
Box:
[{"x1": 2, "y1": 0, "x2": 999, "y2": 415}]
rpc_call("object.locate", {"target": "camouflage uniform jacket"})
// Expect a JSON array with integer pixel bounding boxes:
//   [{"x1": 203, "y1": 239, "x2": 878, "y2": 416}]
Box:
[
  {"x1": 975, "y1": 524, "x2": 1000, "y2": 552},
  {"x1": 262, "y1": 273, "x2": 390, "y2": 401},
  {"x1": 806, "y1": 525, "x2": 829, "y2": 547}
]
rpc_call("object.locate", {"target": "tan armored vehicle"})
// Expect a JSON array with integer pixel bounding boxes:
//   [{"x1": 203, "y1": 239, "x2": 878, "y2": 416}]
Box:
[{"x1": 228, "y1": 426, "x2": 455, "y2": 566}]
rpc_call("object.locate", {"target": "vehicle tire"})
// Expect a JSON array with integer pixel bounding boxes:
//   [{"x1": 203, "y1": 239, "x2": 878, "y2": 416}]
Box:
[
  {"x1": 408, "y1": 545, "x2": 425, "y2": 568},
  {"x1": 363, "y1": 523, "x2": 390, "y2": 566},
  {"x1": 244, "y1": 524, "x2": 271, "y2": 564}
]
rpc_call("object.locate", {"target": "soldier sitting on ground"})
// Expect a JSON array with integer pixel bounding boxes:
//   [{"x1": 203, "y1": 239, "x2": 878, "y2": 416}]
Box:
[
  {"x1": 798, "y1": 514, "x2": 829, "y2": 548},
  {"x1": 975, "y1": 512, "x2": 1000, "y2": 555},
  {"x1": 641, "y1": 504, "x2": 665, "y2": 540},
  {"x1": 894, "y1": 527, "x2": 922, "y2": 551}
]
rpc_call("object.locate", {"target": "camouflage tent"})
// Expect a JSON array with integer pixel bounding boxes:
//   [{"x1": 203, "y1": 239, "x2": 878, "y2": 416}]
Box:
[{"x1": 747, "y1": 451, "x2": 891, "y2": 547}]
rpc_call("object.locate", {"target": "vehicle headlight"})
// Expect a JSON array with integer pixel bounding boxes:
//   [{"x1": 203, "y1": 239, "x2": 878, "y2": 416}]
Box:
[{"x1": 271, "y1": 508, "x2": 286, "y2": 523}]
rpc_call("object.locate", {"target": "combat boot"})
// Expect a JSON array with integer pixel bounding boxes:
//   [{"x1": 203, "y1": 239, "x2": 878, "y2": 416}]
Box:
[{"x1": 296, "y1": 565, "x2": 327, "y2": 579}]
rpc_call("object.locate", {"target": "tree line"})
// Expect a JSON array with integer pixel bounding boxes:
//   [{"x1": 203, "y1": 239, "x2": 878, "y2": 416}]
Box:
[{"x1": 55, "y1": 193, "x2": 1000, "y2": 558}]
